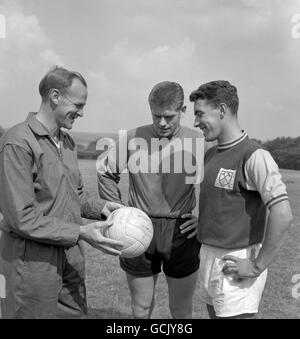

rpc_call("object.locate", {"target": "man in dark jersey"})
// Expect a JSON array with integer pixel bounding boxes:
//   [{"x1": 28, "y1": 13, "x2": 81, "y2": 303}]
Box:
[
  {"x1": 190, "y1": 80, "x2": 293, "y2": 318},
  {"x1": 97, "y1": 81, "x2": 204, "y2": 319}
]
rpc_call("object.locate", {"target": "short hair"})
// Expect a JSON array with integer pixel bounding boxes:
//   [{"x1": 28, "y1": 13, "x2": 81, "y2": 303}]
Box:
[
  {"x1": 148, "y1": 81, "x2": 184, "y2": 112},
  {"x1": 39, "y1": 66, "x2": 87, "y2": 100},
  {"x1": 189, "y1": 80, "x2": 239, "y2": 115}
]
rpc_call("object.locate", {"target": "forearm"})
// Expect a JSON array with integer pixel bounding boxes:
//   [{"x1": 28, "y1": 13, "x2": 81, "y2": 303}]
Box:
[
  {"x1": 0, "y1": 210, "x2": 80, "y2": 247},
  {"x1": 97, "y1": 172, "x2": 123, "y2": 203},
  {"x1": 255, "y1": 201, "x2": 293, "y2": 272},
  {"x1": 96, "y1": 137, "x2": 125, "y2": 203},
  {"x1": 76, "y1": 169, "x2": 107, "y2": 219},
  {"x1": 79, "y1": 190, "x2": 107, "y2": 220}
]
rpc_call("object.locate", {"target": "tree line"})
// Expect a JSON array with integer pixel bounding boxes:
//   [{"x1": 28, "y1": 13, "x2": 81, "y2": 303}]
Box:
[
  {"x1": 78, "y1": 135, "x2": 300, "y2": 171},
  {"x1": 0, "y1": 126, "x2": 299, "y2": 170},
  {"x1": 259, "y1": 137, "x2": 300, "y2": 170}
]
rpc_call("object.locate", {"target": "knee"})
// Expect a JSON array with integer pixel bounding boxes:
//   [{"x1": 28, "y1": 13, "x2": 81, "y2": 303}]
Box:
[
  {"x1": 169, "y1": 304, "x2": 193, "y2": 319},
  {"x1": 132, "y1": 303, "x2": 151, "y2": 319}
]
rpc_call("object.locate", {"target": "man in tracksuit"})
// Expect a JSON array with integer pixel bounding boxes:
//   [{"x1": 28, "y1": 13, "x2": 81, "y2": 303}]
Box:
[
  {"x1": 0, "y1": 67, "x2": 123, "y2": 318},
  {"x1": 190, "y1": 80, "x2": 293, "y2": 318},
  {"x1": 97, "y1": 81, "x2": 204, "y2": 319}
]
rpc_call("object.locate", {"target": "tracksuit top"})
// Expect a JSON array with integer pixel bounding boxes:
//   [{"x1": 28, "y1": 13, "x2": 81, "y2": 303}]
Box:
[{"x1": 0, "y1": 113, "x2": 106, "y2": 246}]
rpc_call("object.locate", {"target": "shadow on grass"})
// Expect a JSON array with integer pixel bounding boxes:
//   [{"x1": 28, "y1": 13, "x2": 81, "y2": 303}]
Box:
[{"x1": 88, "y1": 308, "x2": 132, "y2": 319}]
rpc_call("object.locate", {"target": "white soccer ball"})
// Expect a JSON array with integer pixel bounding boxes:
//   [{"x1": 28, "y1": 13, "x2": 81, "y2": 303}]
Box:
[{"x1": 105, "y1": 207, "x2": 154, "y2": 258}]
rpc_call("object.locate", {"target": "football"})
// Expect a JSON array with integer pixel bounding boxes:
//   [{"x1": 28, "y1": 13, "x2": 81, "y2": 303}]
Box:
[{"x1": 105, "y1": 207, "x2": 154, "y2": 258}]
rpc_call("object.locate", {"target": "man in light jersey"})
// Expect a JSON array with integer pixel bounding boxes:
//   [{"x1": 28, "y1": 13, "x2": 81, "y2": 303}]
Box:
[
  {"x1": 97, "y1": 81, "x2": 204, "y2": 319},
  {"x1": 190, "y1": 80, "x2": 293, "y2": 318}
]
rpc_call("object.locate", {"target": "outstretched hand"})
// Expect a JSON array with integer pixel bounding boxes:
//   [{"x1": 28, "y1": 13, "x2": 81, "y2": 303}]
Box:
[{"x1": 79, "y1": 220, "x2": 124, "y2": 256}]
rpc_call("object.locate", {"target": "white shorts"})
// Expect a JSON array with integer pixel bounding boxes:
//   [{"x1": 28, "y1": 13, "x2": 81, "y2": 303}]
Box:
[{"x1": 199, "y1": 244, "x2": 268, "y2": 318}]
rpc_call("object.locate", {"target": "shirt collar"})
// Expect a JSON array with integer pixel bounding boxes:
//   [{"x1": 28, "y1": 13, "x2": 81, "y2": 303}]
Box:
[
  {"x1": 151, "y1": 125, "x2": 182, "y2": 139},
  {"x1": 26, "y1": 112, "x2": 50, "y2": 137},
  {"x1": 217, "y1": 130, "x2": 248, "y2": 150}
]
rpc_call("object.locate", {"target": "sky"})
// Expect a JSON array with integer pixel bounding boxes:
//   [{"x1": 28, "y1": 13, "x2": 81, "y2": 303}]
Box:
[{"x1": 0, "y1": 0, "x2": 300, "y2": 141}]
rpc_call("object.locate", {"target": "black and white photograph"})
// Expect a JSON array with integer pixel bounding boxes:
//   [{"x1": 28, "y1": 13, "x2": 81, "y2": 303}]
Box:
[{"x1": 0, "y1": 0, "x2": 299, "y2": 323}]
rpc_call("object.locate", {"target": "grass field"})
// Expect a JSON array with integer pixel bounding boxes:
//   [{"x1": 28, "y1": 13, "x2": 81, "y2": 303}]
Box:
[
  {"x1": 79, "y1": 159, "x2": 300, "y2": 319},
  {"x1": 1, "y1": 160, "x2": 299, "y2": 319}
]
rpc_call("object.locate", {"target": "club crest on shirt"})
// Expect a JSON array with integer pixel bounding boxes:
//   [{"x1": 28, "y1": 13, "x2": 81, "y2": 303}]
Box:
[{"x1": 215, "y1": 168, "x2": 236, "y2": 190}]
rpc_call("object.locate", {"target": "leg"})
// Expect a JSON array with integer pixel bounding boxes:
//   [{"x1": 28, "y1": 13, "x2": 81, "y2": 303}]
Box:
[
  {"x1": 57, "y1": 243, "x2": 87, "y2": 319},
  {"x1": 206, "y1": 304, "x2": 217, "y2": 319},
  {"x1": 166, "y1": 269, "x2": 199, "y2": 319},
  {"x1": 160, "y1": 217, "x2": 200, "y2": 319},
  {"x1": 120, "y1": 218, "x2": 162, "y2": 319},
  {"x1": 0, "y1": 234, "x2": 60, "y2": 318},
  {"x1": 126, "y1": 273, "x2": 158, "y2": 319}
]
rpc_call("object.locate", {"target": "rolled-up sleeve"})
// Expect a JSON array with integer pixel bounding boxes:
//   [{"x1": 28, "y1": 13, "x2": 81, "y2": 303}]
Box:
[
  {"x1": 97, "y1": 138, "x2": 125, "y2": 203},
  {"x1": 0, "y1": 144, "x2": 80, "y2": 247}
]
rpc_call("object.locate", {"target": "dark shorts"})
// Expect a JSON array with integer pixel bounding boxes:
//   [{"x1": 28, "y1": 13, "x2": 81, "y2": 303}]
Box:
[{"x1": 120, "y1": 216, "x2": 201, "y2": 279}]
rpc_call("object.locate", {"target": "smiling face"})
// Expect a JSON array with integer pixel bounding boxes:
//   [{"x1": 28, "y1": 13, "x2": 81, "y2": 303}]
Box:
[
  {"x1": 151, "y1": 107, "x2": 184, "y2": 138},
  {"x1": 54, "y1": 78, "x2": 87, "y2": 130},
  {"x1": 193, "y1": 99, "x2": 222, "y2": 142}
]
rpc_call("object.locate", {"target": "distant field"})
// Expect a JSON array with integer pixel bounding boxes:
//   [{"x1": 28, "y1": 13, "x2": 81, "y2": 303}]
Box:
[
  {"x1": 70, "y1": 131, "x2": 117, "y2": 148},
  {"x1": 79, "y1": 159, "x2": 300, "y2": 319}
]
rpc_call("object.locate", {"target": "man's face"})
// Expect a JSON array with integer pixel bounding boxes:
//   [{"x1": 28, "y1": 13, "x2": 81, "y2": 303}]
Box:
[
  {"x1": 151, "y1": 107, "x2": 183, "y2": 138},
  {"x1": 193, "y1": 99, "x2": 222, "y2": 141},
  {"x1": 55, "y1": 78, "x2": 87, "y2": 130}
]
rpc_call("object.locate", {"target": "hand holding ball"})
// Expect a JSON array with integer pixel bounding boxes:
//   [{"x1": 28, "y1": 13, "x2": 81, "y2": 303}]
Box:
[{"x1": 105, "y1": 207, "x2": 153, "y2": 258}]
